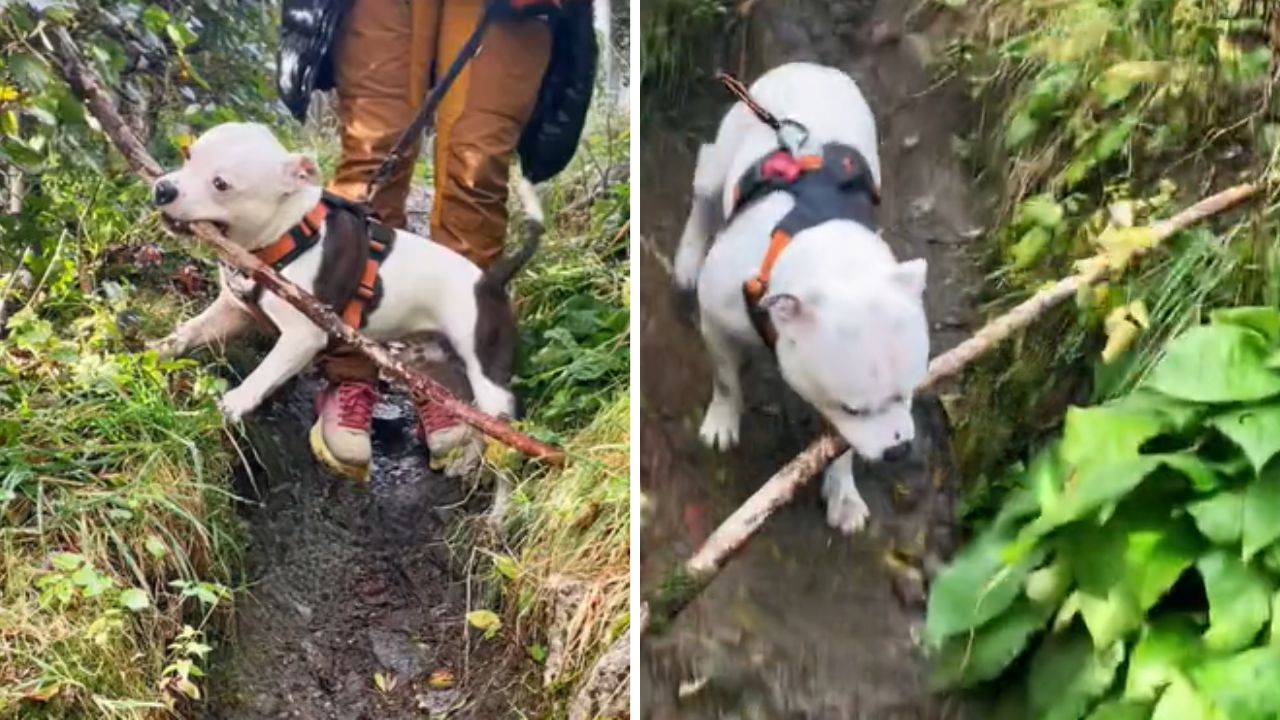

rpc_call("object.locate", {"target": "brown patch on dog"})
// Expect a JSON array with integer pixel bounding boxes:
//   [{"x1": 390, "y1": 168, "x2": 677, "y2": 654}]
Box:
[{"x1": 314, "y1": 208, "x2": 371, "y2": 312}]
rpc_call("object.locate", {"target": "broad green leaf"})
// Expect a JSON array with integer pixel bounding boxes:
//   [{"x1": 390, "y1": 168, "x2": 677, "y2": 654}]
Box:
[
  {"x1": 1094, "y1": 116, "x2": 1136, "y2": 161},
  {"x1": 1188, "y1": 646, "x2": 1280, "y2": 718},
  {"x1": 1270, "y1": 591, "x2": 1280, "y2": 645},
  {"x1": 1112, "y1": 389, "x2": 1205, "y2": 433},
  {"x1": 1086, "y1": 699, "x2": 1154, "y2": 720},
  {"x1": 8, "y1": 53, "x2": 50, "y2": 91},
  {"x1": 119, "y1": 588, "x2": 151, "y2": 612},
  {"x1": 1209, "y1": 405, "x2": 1280, "y2": 476},
  {"x1": 1151, "y1": 674, "x2": 1215, "y2": 720},
  {"x1": 1146, "y1": 325, "x2": 1280, "y2": 404},
  {"x1": 1061, "y1": 405, "x2": 1168, "y2": 469},
  {"x1": 1211, "y1": 306, "x2": 1280, "y2": 343},
  {"x1": 1028, "y1": 627, "x2": 1126, "y2": 720},
  {"x1": 1198, "y1": 550, "x2": 1272, "y2": 652},
  {"x1": 1011, "y1": 226, "x2": 1052, "y2": 269},
  {"x1": 929, "y1": 597, "x2": 1055, "y2": 689},
  {"x1": 144, "y1": 535, "x2": 168, "y2": 559},
  {"x1": 1066, "y1": 510, "x2": 1200, "y2": 648},
  {"x1": 1125, "y1": 615, "x2": 1201, "y2": 701},
  {"x1": 50, "y1": 552, "x2": 84, "y2": 572},
  {"x1": 925, "y1": 529, "x2": 1044, "y2": 645},
  {"x1": 1243, "y1": 465, "x2": 1280, "y2": 560},
  {"x1": 1006, "y1": 111, "x2": 1039, "y2": 150},
  {"x1": 466, "y1": 609, "x2": 502, "y2": 639},
  {"x1": 1187, "y1": 490, "x2": 1244, "y2": 545},
  {"x1": 1015, "y1": 194, "x2": 1065, "y2": 229},
  {"x1": 1026, "y1": 555, "x2": 1072, "y2": 605},
  {"x1": 1032, "y1": 454, "x2": 1209, "y2": 536}
]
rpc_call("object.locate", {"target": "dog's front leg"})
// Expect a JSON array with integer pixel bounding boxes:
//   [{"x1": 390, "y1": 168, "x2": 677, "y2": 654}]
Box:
[
  {"x1": 673, "y1": 144, "x2": 724, "y2": 290},
  {"x1": 217, "y1": 303, "x2": 327, "y2": 422},
  {"x1": 698, "y1": 312, "x2": 743, "y2": 450},
  {"x1": 151, "y1": 287, "x2": 252, "y2": 359},
  {"x1": 822, "y1": 449, "x2": 870, "y2": 535}
]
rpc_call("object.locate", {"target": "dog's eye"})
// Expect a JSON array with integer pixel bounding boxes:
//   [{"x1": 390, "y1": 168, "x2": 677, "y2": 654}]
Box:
[
  {"x1": 212, "y1": 176, "x2": 230, "y2": 192},
  {"x1": 840, "y1": 403, "x2": 868, "y2": 418}
]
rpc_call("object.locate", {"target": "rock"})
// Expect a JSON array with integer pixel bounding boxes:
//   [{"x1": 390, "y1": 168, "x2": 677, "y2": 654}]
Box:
[
  {"x1": 568, "y1": 631, "x2": 630, "y2": 720},
  {"x1": 368, "y1": 628, "x2": 429, "y2": 680},
  {"x1": 542, "y1": 575, "x2": 588, "y2": 687}
]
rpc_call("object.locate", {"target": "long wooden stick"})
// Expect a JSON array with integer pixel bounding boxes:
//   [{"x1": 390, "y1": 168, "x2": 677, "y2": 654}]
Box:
[
  {"x1": 642, "y1": 180, "x2": 1264, "y2": 634},
  {"x1": 49, "y1": 27, "x2": 565, "y2": 465}
]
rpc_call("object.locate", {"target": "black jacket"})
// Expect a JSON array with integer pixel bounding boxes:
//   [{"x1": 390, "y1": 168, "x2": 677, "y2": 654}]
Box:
[{"x1": 276, "y1": 0, "x2": 597, "y2": 183}]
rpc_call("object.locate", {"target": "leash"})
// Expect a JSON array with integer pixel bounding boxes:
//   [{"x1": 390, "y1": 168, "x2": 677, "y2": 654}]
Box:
[
  {"x1": 363, "y1": 2, "x2": 500, "y2": 202},
  {"x1": 715, "y1": 70, "x2": 810, "y2": 155}
]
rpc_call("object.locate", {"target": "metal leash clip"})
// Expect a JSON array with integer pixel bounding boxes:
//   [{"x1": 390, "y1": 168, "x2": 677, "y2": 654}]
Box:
[{"x1": 776, "y1": 118, "x2": 809, "y2": 156}]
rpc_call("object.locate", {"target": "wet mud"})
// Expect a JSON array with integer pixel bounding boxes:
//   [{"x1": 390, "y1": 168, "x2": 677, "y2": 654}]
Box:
[
  {"x1": 639, "y1": 0, "x2": 989, "y2": 717},
  {"x1": 199, "y1": 371, "x2": 532, "y2": 719}
]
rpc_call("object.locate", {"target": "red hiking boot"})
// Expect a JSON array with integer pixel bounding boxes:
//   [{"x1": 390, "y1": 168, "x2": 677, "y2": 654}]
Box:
[{"x1": 310, "y1": 381, "x2": 378, "y2": 481}]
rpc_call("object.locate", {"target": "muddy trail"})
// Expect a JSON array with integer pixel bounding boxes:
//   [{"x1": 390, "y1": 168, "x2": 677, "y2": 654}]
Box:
[
  {"x1": 639, "y1": 1, "x2": 989, "y2": 718},
  {"x1": 197, "y1": 189, "x2": 533, "y2": 718}
]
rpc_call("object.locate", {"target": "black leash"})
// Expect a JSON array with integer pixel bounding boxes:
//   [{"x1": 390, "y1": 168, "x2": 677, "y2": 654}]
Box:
[
  {"x1": 363, "y1": 2, "x2": 500, "y2": 202},
  {"x1": 715, "y1": 70, "x2": 810, "y2": 156}
]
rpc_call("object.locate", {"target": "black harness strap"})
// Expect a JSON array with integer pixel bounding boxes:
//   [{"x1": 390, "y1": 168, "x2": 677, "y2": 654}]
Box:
[{"x1": 733, "y1": 142, "x2": 881, "y2": 350}]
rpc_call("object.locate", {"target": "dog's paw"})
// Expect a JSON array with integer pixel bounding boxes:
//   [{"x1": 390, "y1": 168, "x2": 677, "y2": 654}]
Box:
[
  {"x1": 672, "y1": 245, "x2": 702, "y2": 291},
  {"x1": 823, "y1": 453, "x2": 870, "y2": 535},
  {"x1": 698, "y1": 401, "x2": 740, "y2": 450},
  {"x1": 147, "y1": 335, "x2": 182, "y2": 359},
  {"x1": 216, "y1": 389, "x2": 257, "y2": 422}
]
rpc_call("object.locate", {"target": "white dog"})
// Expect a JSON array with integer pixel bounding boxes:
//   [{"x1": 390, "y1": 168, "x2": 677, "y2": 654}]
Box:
[
  {"x1": 673, "y1": 62, "x2": 930, "y2": 535},
  {"x1": 150, "y1": 121, "x2": 540, "y2": 432}
]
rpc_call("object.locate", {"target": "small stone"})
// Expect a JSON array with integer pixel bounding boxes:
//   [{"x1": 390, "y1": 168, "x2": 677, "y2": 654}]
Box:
[
  {"x1": 902, "y1": 133, "x2": 920, "y2": 149},
  {"x1": 908, "y1": 195, "x2": 936, "y2": 220}
]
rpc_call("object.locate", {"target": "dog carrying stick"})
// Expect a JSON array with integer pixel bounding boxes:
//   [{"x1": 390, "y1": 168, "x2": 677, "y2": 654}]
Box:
[
  {"x1": 49, "y1": 26, "x2": 565, "y2": 466},
  {"x1": 642, "y1": 180, "x2": 1264, "y2": 634}
]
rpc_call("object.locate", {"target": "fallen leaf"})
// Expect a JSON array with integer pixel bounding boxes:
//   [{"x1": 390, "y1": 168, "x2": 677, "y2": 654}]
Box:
[{"x1": 427, "y1": 669, "x2": 456, "y2": 689}]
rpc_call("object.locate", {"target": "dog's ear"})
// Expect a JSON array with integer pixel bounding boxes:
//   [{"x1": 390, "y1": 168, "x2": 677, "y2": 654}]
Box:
[
  {"x1": 761, "y1": 293, "x2": 804, "y2": 324},
  {"x1": 889, "y1": 258, "x2": 928, "y2": 297},
  {"x1": 283, "y1": 154, "x2": 320, "y2": 191}
]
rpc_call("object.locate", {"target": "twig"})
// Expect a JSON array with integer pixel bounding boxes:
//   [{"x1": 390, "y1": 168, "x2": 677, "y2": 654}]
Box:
[
  {"x1": 48, "y1": 26, "x2": 564, "y2": 466},
  {"x1": 641, "y1": 180, "x2": 1265, "y2": 634}
]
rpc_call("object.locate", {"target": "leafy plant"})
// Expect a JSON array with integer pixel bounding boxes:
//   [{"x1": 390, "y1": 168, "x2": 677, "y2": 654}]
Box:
[{"x1": 927, "y1": 307, "x2": 1280, "y2": 718}]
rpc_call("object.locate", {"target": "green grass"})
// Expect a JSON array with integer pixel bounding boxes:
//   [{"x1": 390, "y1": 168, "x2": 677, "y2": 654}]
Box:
[
  {"x1": 0, "y1": 291, "x2": 240, "y2": 718},
  {"x1": 945, "y1": 0, "x2": 1280, "y2": 518}
]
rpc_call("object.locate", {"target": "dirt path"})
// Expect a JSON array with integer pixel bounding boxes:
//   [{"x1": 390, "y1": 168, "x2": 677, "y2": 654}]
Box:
[
  {"x1": 199, "y1": 191, "x2": 534, "y2": 719},
  {"x1": 639, "y1": 1, "x2": 988, "y2": 717}
]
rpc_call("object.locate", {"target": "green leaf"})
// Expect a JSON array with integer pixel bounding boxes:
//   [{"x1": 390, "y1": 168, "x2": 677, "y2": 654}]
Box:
[
  {"x1": 925, "y1": 529, "x2": 1044, "y2": 645},
  {"x1": 1086, "y1": 699, "x2": 1153, "y2": 720},
  {"x1": 1094, "y1": 116, "x2": 1136, "y2": 161},
  {"x1": 492, "y1": 555, "x2": 518, "y2": 580},
  {"x1": 119, "y1": 588, "x2": 151, "y2": 612},
  {"x1": 466, "y1": 609, "x2": 502, "y2": 639},
  {"x1": 1209, "y1": 405, "x2": 1280, "y2": 477},
  {"x1": 1187, "y1": 490, "x2": 1244, "y2": 545},
  {"x1": 527, "y1": 643, "x2": 548, "y2": 663},
  {"x1": 1270, "y1": 591, "x2": 1280, "y2": 645},
  {"x1": 144, "y1": 535, "x2": 168, "y2": 559},
  {"x1": 929, "y1": 597, "x2": 1055, "y2": 689},
  {"x1": 1211, "y1": 306, "x2": 1280, "y2": 343},
  {"x1": 1066, "y1": 510, "x2": 1200, "y2": 648},
  {"x1": 1093, "y1": 61, "x2": 1165, "y2": 105},
  {"x1": 1028, "y1": 627, "x2": 1126, "y2": 720},
  {"x1": 1188, "y1": 646, "x2": 1280, "y2": 718},
  {"x1": 1011, "y1": 226, "x2": 1053, "y2": 269},
  {"x1": 1032, "y1": 454, "x2": 1209, "y2": 536},
  {"x1": 1146, "y1": 325, "x2": 1280, "y2": 404},
  {"x1": 1007, "y1": 111, "x2": 1040, "y2": 150},
  {"x1": 1124, "y1": 615, "x2": 1201, "y2": 701},
  {"x1": 1243, "y1": 466, "x2": 1280, "y2": 561},
  {"x1": 141, "y1": 5, "x2": 170, "y2": 33},
  {"x1": 1015, "y1": 194, "x2": 1065, "y2": 229},
  {"x1": 8, "y1": 53, "x2": 50, "y2": 91},
  {"x1": 1198, "y1": 549, "x2": 1272, "y2": 652},
  {"x1": 1061, "y1": 405, "x2": 1168, "y2": 470},
  {"x1": 50, "y1": 552, "x2": 84, "y2": 572},
  {"x1": 1151, "y1": 674, "x2": 1215, "y2": 720}
]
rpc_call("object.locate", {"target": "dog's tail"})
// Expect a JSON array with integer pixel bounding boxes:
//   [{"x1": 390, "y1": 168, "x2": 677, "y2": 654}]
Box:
[{"x1": 483, "y1": 175, "x2": 544, "y2": 289}]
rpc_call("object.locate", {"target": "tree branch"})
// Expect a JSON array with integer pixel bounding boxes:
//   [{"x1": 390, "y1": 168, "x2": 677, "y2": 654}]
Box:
[
  {"x1": 642, "y1": 179, "x2": 1265, "y2": 634},
  {"x1": 48, "y1": 25, "x2": 564, "y2": 466}
]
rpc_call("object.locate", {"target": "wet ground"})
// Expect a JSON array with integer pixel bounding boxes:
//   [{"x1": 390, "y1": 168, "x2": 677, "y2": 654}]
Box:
[
  {"x1": 199, "y1": 373, "x2": 532, "y2": 719},
  {"x1": 639, "y1": 0, "x2": 989, "y2": 717},
  {"x1": 199, "y1": 188, "x2": 535, "y2": 718}
]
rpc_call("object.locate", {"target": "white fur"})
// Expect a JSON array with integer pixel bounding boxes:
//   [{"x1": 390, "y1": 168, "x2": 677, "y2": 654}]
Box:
[
  {"x1": 152, "y1": 122, "x2": 520, "y2": 424},
  {"x1": 674, "y1": 62, "x2": 930, "y2": 535}
]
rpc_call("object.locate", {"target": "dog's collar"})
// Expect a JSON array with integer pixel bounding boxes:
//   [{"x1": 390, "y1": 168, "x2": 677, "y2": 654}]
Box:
[{"x1": 734, "y1": 143, "x2": 881, "y2": 350}]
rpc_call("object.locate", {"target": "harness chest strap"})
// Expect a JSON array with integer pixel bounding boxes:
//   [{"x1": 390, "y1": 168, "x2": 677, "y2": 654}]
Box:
[
  {"x1": 734, "y1": 143, "x2": 881, "y2": 350},
  {"x1": 242, "y1": 195, "x2": 393, "y2": 332}
]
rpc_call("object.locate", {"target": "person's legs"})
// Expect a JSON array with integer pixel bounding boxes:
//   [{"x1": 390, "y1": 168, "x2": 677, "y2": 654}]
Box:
[
  {"x1": 311, "y1": 0, "x2": 439, "y2": 475},
  {"x1": 416, "y1": 0, "x2": 551, "y2": 478},
  {"x1": 431, "y1": 0, "x2": 552, "y2": 269}
]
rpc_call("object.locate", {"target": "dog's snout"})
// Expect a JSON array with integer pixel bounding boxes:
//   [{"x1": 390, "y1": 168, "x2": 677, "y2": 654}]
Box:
[
  {"x1": 153, "y1": 180, "x2": 178, "y2": 206},
  {"x1": 883, "y1": 441, "x2": 912, "y2": 463}
]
